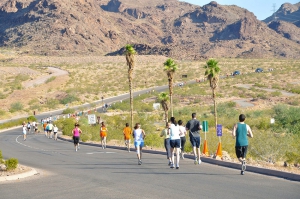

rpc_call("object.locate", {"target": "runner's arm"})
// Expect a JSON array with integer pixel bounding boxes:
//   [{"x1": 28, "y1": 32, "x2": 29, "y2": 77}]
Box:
[
  {"x1": 247, "y1": 125, "x2": 253, "y2": 138},
  {"x1": 232, "y1": 124, "x2": 237, "y2": 137}
]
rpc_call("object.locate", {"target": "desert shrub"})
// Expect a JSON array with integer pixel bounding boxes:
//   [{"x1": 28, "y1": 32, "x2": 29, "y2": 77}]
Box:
[
  {"x1": 55, "y1": 118, "x2": 76, "y2": 136},
  {"x1": 46, "y1": 99, "x2": 59, "y2": 109},
  {"x1": 5, "y1": 158, "x2": 18, "y2": 170},
  {"x1": 9, "y1": 102, "x2": 23, "y2": 112},
  {"x1": 144, "y1": 132, "x2": 163, "y2": 148},
  {"x1": 0, "y1": 118, "x2": 27, "y2": 130},
  {"x1": 290, "y1": 87, "x2": 300, "y2": 94},
  {"x1": 60, "y1": 94, "x2": 79, "y2": 105},
  {"x1": 0, "y1": 150, "x2": 3, "y2": 163},
  {"x1": 45, "y1": 76, "x2": 56, "y2": 84},
  {"x1": 0, "y1": 91, "x2": 6, "y2": 99},
  {"x1": 271, "y1": 91, "x2": 282, "y2": 97},
  {"x1": 27, "y1": 115, "x2": 37, "y2": 122},
  {"x1": 273, "y1": 104, "x2": 300, "y2": 134},
  {"x1": 62, "y1": 108, "x2": 75, "y2": 114}
]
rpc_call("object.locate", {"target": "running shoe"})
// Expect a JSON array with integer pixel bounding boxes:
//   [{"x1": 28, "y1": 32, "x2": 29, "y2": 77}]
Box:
[
  {"x1": 168, "y1": 161, "x2": 171, "y2": 166},
  {"x1": 176, "y1": 167, "x2": 179, "y2": 169},
  {"x1": 170, "y1": 163, "x2": 174, "y2": 169},
  {"x1": 182, "y1": 153, "x2": 185, "y2": 159},
  {"x1": 194, "y1": 159, "x2": 198, "y2": 165},
  {"x1": 241, "y1": 170, "x2": 245, "y2": 175},
  {"x1": 138, "y1": 160, "x2": 142, "y2": 165},
  {"x1": 242, "y1": 160, "x2": 246, "y2": 171},
  {"x1": 198, "y1": 159, "x2": 202, "y2": 165}
]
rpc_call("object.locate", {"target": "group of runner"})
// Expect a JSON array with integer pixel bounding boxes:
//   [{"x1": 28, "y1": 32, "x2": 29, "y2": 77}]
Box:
[{"x1": 41, "y1": 117, "x2": 58, "y2": 140}]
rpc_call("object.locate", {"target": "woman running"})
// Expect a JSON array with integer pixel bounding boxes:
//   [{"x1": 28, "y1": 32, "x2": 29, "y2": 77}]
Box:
[
  {"x1": 169, "y1": 117, "x2": 181, "y2": 169},
  {"x1": 133, "y1": 123, "x2": 145, "y2": 165},
  {"x1": 72, "y1": 123, "x2": 82, "y2": 152},
  {"x1": 178, "y1": 120, "x2": 187, "y2": 159},
  {"x1": 100, "y1": 122, "x2": 107, "y2": 149},
  {"x1": 160, "y1": 122, "x2": 172, "y2": 165},
  {"x1": 22, "y1": 124, "x2": 27, "y2": 141}
]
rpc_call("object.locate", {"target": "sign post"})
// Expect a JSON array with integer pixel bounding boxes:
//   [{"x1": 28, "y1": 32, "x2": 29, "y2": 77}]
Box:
[
  {"x1": 88, "y1": 114, "x2": 96, "y2": 125},
  {"x1": 202, "y1": 121, "x2": 209, "y2": 156},
  {"x1": 216, "y1": 124, "x2": 223, "y2": 157}
]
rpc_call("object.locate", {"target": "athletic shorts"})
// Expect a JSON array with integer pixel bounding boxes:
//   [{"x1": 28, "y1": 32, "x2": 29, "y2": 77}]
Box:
[
  {"x1": 235, "y1": 146, "x2": 248, "y2": 159},
  {"x1": 170, "y1": 139, "x2": 181, "y2": 148},
  {"x1": 190, "y1": 136, "x2": 201, "y2": 148},
  {"x1": 73, "y1": 136, "x2": 80, "y2": 145},
  {"x1": 23, "y1": 131, "x2": 27, "y2": 135},
  {"x1": 134, "y1": 141, "x2": 144, "y2": 148}
]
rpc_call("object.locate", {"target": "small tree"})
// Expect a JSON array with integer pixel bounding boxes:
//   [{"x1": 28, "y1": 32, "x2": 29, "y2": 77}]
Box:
[
  {"x1": 204, "y1": 59, "x2": 221, "y2": 129},
  {"x1": 163, "y1": 58, "x2": 177, "y2": 117},
  {"x1": 158, "y1": 92, "x2": 169, "y2": 122},
  {"x1": 125, "y1": 44, "x2": 136, "y2": 128}
]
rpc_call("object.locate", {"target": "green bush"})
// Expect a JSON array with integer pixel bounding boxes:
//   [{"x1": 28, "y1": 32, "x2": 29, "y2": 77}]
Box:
[
  {"x1": 62, "y1": 108, "x2": 75, "y2": 114},
  {"x1": 0, "y1": 150, "x2": 3, "y2": 164},
  {"x1": 5, "y1": 158, "x2": 18, "y2": 170},
  {"x1": 60, "y1": 94, "x2": 79, "y2": 105},
  {"x1": 27, "y1": 115, "x2": 37, "y2": 122},
  {"x1": 9, "y1": 102, "x2": 23, "y2": 113},
  {"x1": 45, "y1": 76, "x2": 56, "y2": 84}
]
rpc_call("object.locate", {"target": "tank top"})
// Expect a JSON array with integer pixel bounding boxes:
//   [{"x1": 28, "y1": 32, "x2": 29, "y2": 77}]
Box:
[
  {"x1": 73, "y1": 128, "x2": 80, "y2": 137},
  {"x1": 134, "y1": 129, "x2": 144, "y2": 142},
  {"x1": 170, "y1": 123, "x2": 180, "y2": 140},
  {"x1": 235, "y1": 123, "x2": 248, "y2": 147}
]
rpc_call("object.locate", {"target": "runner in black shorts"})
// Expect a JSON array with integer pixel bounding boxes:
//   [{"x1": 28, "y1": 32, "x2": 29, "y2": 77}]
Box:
[{"x1": 232, "y1": 114, "x2": 253, "y2": 175}]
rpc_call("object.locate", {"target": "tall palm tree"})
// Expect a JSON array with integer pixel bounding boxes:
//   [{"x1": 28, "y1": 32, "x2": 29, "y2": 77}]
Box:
[
  {"x1": 204, "y1": 59, "x2": 221, "y2": 130},
  {"x1": 158, "y1": 92, "x2": 169, "y2": 122},
  {"x1": 163, "y1": 58, "x2": 177, "y2": 117},
  {"x1": 125, "y1": 44, "x2": 136, "y2": 128}
]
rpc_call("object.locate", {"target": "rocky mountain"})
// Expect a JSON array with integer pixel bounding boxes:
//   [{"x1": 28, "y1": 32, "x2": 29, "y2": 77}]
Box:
[
  {"x1": 264, "y1": 2, "x2": 300, "y2": 25},
  {"x1": 0, "y1": 0, "x2": 300, "y2": 59}
]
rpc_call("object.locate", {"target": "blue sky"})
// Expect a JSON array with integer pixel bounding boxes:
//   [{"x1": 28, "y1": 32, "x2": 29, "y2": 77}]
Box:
[{"x1": 181, "y1": 0, "x2": 300, "y2": 20}]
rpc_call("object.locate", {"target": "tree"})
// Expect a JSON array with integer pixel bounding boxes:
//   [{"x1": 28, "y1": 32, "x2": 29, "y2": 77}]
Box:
[
  {"x1": 125, "y1": 44, "x2": 136, "y2": 128},
  {"x1": 158, "y1": 92, "x2": 169, "y2": 122},
  {"x1": 163, "y1": 58, "x2": 177, "y2": 117},
  {"x1": 204, "y1": 59, "x2": 221, "y2": 130}
]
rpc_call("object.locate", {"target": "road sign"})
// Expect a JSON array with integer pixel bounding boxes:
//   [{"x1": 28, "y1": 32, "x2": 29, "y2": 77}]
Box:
[
  {"x1": 202, "y1": 120, "x2": 208, "y2": 132},
  {"x1": 88, "y1": 114, "x2": 96, "y2": 124},
  {"x1": 217, "y1": 124, "x2": 222, "y2": 136}
]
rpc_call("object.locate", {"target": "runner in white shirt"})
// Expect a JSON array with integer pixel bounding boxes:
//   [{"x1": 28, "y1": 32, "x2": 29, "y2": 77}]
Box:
[
  {"x1": 133, "y1": 123, "x2": 145, "y2": 165},
  {"x1": 169, "y1": 117, "x2": 181, "y2": 169},
  {"x1": 22, "y1": 124, "x2": 27, "y2": 141},
  {"x1": 178, "y1": 120, "x2": 187, "y2": 159}
]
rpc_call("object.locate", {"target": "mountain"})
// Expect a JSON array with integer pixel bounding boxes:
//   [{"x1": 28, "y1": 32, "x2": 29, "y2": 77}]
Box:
[
  {"x1": 1, "y1": 0, "x2": 300, "y2": 59},
  {"x1": 264, "y1": 2, "x2": 300, "y2": 25}
]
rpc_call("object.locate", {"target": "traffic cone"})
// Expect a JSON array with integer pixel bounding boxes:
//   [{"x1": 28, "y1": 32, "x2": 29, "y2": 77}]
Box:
[
  {"x1": 216, "y1": 142, "x2": 222, "y2": 157},
  {"x1": 202, "y1": 140, "x2": 209, "y2": 156}
]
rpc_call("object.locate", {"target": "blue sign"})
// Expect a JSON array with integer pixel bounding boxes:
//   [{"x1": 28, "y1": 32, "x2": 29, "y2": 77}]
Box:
[{"x1": 217, "y1": 124, "x2": 222, "y2": 136}]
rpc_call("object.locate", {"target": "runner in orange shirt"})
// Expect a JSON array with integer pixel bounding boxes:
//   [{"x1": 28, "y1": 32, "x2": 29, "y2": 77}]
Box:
[
  {"x1": 123, "y1": 123, "x2": 132, "y2": 152},
  {"x1": 100, "y1": 122, "x2": 107, "y2": 149}
]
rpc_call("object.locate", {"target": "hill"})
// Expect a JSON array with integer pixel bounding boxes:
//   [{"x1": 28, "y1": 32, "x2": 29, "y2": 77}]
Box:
[{"x1": 0, "y1": 0, "x2": 300, "y2": 59}]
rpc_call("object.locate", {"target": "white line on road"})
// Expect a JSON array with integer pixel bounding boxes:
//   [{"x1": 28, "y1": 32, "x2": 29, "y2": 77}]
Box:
[{"x1": 86, "y1": 152, "x2": 116, "y2": 155}]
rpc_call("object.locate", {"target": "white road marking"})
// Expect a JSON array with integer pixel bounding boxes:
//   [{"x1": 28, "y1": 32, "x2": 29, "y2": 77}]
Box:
[{"x1": 86, "y1": 152, "x2": 116, "y2": 155}]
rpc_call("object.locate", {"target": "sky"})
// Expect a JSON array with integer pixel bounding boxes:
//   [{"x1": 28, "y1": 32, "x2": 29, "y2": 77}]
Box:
[{"x1": 181, "y1": 0, "x2": 300, "y2": 20}]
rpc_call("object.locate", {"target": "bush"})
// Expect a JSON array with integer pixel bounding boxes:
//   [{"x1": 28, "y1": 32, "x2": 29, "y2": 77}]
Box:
[
  {"x1": 27, "y1": 115, "x2": 37, "y2": 122},
  {"x1": 9, "y1": 102, "x2": 23, "y2": 113},
  {"x1": 0, "y1": 150, "x2": 3, "y2": 163},
  {"x1": 5, "y1": 158, "x2": 18, "y2": 170},
  {"x1": 45, "y1": 76, "x2": 56, "y2": 84},
  {"x1": 62, "y1": 108, "x2": 75, "y2": 114},
  {"x1": 60, "y1": 94, "x2": 79, "y2": 105}
]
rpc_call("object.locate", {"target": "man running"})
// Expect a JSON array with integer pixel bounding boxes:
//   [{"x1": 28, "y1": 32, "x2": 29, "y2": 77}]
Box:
[
  {"x1": 186, "y1": 113, "x2": 202, "y2": 165},
  {"x1": 123, "y1": 123, "x2": 132, "y2": 152},
  {"x1": 232, "y1": 114, "x2": 253, "y2": 175}
]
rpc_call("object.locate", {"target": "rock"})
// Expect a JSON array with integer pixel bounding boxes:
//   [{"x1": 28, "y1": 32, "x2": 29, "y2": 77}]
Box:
[{"x1": 0, "y1": 164, "x2": 7, "y2": 171}]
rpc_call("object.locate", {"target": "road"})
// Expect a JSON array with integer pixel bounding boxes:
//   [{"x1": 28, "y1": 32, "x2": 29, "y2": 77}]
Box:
[{"x1": 0, "y1": 129, "x2": 299, "y2": 199}]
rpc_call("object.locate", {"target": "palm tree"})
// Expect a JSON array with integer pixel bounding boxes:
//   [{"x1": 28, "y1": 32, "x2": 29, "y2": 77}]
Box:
[
  {"x1": 204, "y1": 59, "x2": 221, "y2": 130},
  {"x1": 158, "y1": 92, "x2": 169, "y2": 122},
  {"x1": 163, "y1": 58, "x2": 177, "y2": 117},
  {"x1": 125, "y1": 44, "x2": 136, "y2": 128}
]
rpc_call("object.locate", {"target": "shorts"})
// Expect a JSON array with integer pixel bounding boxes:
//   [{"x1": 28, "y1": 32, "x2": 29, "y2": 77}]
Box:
[
  {"x1": 54, "y1": 132, "x2": 57, "y2": 134},
  {"x1": 134, "y1": 141, "x2": 144, "y2": 148},
  {"x1": 73, "y1": 136, "x2": 80, "y2": 145},
  {"x1": 170, "y1": 139, "x2": 180, "y2": 148},
  {"x1": 190, "y1": 136, "x2": 201, "y2": 148},
  {"x1": 47, "y1": 130, "x2": 52, "y2": 133},
  {"x1": 27, "y1": 127, "x2": 30, "y2": 130},
  {"x1": 23, "y1": 131, "x2": 27, "y2": 135},
  {"x1": 100, "y1": 132, "x2": 107, "y2": 137},
  {"x1": 235, "y1": 146, "x2": 248, "y2": 159}
]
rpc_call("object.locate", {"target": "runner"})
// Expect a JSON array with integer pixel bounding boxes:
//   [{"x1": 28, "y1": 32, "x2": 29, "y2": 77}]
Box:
[
  {"x1": 178, "y1": 120, "x2": 187, "y2": 159},
  {"x1": 232, "y1": 114, "x2": 253, "y2": 175},
  {"x1": 169, "y1": 117, "x2": 181, "y2": 169},
  {"x1": 72, "y1": 123, "x2": 82, "y2": 152},
  {"x1": 43, "y1": 120, "x2": 47, "y2": 137},
  {"x1": 186, "y1": 113, "x2": 202, "y2": 165},
  {"x1": 160, "y1": 122, "x2": 172, "y2": 165},
  {"x1": 100, "y1": 122, "x2": 107, "y2": 149},
  {"x1": 46, "y1": 122, "x2": 54, "y2": 139},
  {"x1": 133, "y1": 123, "x2": 145, "y2": 165},
  {"x1": 53, "y1": 125, "x2": 58, "y2": 141},
  {"x1": 27, "y1": 122, "x2": 31, "y2": 133},
  {"x1": 22, "y1": 124, "x2": 27, "y2": 141},
  {"x1": 32, "y1": 121, "x2": 36, "y2": 133},
  {"x1": 123, "y1": 123, "x2": 132, "y2": 152}
]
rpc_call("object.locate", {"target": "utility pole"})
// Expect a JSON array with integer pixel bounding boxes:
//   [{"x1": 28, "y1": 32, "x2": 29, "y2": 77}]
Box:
[{"x1": 272, "y1": 3, "x2": 278, "y2": 21}]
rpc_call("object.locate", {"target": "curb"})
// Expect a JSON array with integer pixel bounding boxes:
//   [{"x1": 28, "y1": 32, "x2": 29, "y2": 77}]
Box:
[
  {"x1": 59, "y1": 136, "x2": 300, "y2": 182},
  {"x1": 0, "y1": 168, "x2": 38, "y2": 182}
]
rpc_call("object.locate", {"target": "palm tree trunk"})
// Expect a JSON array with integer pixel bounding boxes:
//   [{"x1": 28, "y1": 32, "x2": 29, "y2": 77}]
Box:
[
  {"x1": 129, "y1": 74, "x2": 133, "y2": 128},
  {"x1": 165, "y1": 111, "x2": 168, "y2": 123},
  {"x1": 169, "y1": 78, "x2": 173, "y2": 117},
  {"x1": 213, "y1": 89, "x2": 217, "y2": 130}
]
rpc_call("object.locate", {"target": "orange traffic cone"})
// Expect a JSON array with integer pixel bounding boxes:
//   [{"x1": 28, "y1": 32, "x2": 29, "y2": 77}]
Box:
[
  {"x1": 216, "y1": 142, "x2": 222, "y2": 157},
  {"x1": 202, "y1": 140, "x2": 209, "y2": 156}
]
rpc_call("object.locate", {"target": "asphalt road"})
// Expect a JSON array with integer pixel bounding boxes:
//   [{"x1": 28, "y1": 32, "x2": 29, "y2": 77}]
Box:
[{"x1": 0, "y1": 128, "x2": 299, "y2": 199}]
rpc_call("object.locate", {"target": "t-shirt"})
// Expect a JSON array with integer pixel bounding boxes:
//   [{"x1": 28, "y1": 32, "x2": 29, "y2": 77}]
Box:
[
  {"x1": 53, "y1": 127, "x2": 58, "y2": 133},
  {"x1": 179, "y1": 125, "x2": 186, "y2": 137},
  {"x1": 186, "y1": 119, "x2": 201, "y2": 138},
  {"x1": 170, "y1": 123, "x2": 180, "y2": 140},
  {"x1": 235, "y1": 123, "x2": 250, "y2": 147},
  {"x1": 160, "y1": 128, "x2": 170, "y2": 139},
  {"x1": 133, "y1": 129, "x2": 144, "y2": 142},
  {"x1": 22, "y1": 126, "x2": 27, "y2": 134},
  {"x1": 123, "y1": 127, "x2": 132, "y2": 140}
]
